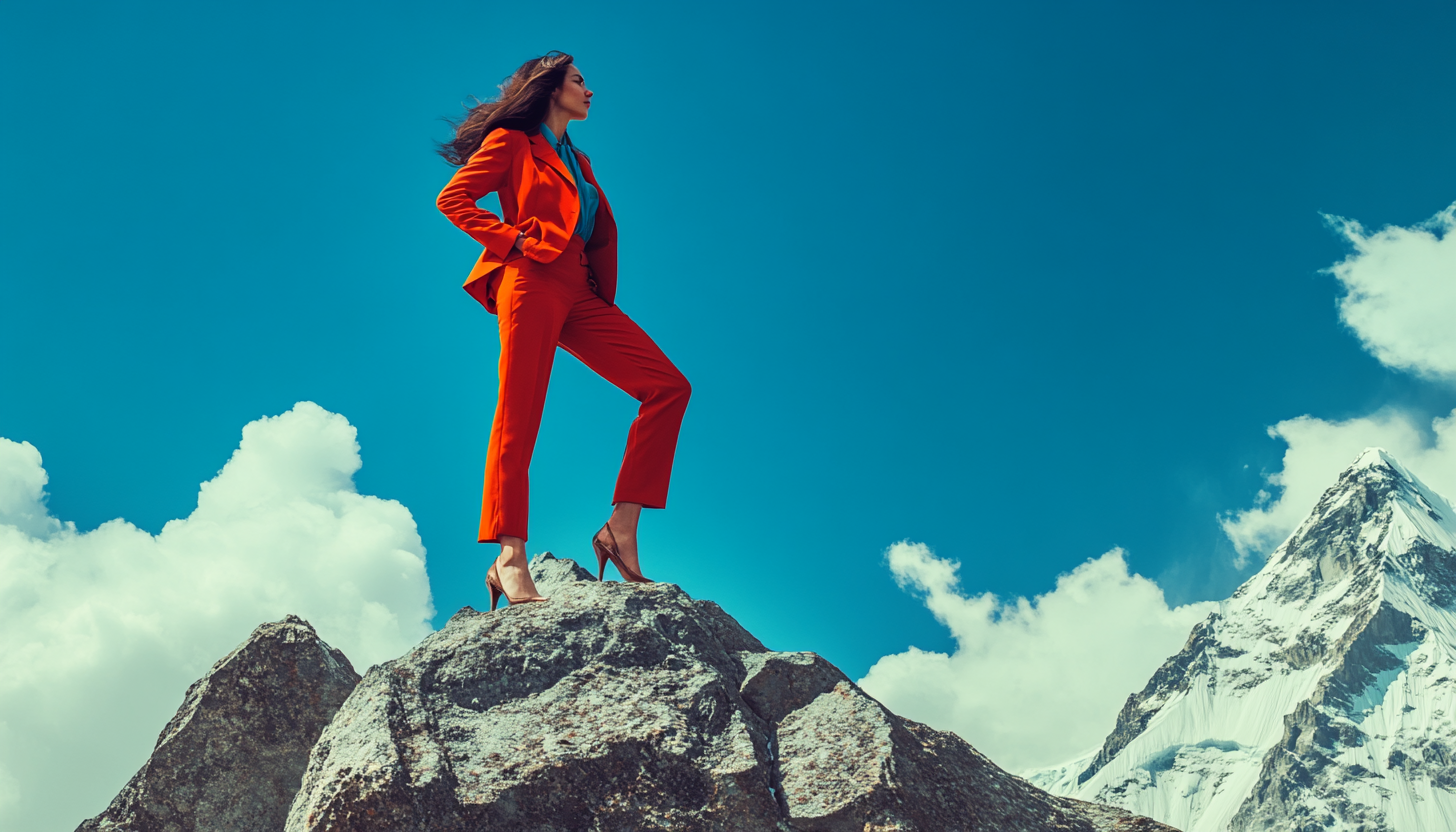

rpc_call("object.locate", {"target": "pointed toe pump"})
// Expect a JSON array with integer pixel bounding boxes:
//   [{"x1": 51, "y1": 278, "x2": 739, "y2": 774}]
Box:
[
  {"x1": 592, "y1": 523, "x2": 653, "y2": 583},
  {"x1": 486, "y1": 562, "x2": 548, "y2": 610}
]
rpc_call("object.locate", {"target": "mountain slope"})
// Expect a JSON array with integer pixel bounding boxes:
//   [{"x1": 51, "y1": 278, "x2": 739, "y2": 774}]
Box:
[{"x1": 1032, "y1": 449, "x2": 1456, "y2": 832}]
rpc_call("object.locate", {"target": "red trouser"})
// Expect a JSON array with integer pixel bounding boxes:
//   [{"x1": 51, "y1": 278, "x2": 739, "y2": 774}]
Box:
[{"x1": 480, "y1": 235, "x2": 691, "y2": 543}]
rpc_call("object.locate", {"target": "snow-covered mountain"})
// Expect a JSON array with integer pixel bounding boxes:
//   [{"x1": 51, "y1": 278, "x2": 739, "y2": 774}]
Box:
[{"x1": 1031, "y1": 449, "x2": 1456, "y2": 832}]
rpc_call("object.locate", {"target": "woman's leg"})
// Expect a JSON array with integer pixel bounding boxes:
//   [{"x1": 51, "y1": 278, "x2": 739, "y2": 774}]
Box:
[
  {"x1": 481, "y1": 264, "x2": 570, "y2": 597},
  {"x1": 558, "y1": 298, "x2": 691, "y2": 576}
]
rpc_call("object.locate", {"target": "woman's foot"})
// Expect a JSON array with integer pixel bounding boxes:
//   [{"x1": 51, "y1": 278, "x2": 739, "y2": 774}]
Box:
[
  {"x1": 491, "y1": 535, "x2": 546, "y2": 605},
  {"x1": 597, "y1": 502, "x2": 646, "y2": 580}
]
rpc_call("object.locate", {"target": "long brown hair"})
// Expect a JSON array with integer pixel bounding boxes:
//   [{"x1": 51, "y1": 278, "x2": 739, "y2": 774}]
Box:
[{"x1": 437, "y1": 51, "x2": 577, "y2": 167}]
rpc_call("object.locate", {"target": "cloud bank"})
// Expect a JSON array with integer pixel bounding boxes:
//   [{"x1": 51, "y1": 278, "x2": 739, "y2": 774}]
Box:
[
  {"x1": 858, "y1": 541, "x2": 1217, "y2": 773},
  {"x1": 1222, "y1": 202, "x2": 1456, "y2": 565},
  {"x1": 1328, "y1": 202, "x2": 1456, "y2": 381},
  {"x1": 0, "y1": 402, "x2": 434, "y2": 831}
]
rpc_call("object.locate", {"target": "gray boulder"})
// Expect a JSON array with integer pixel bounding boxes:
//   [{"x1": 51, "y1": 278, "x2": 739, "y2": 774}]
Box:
[
  {"x1": 286, "y1": 553, "x2": 1175, "y2": 832},
  {"x1": 78, "y1": 615, "x2": 360, "y2": 832}
]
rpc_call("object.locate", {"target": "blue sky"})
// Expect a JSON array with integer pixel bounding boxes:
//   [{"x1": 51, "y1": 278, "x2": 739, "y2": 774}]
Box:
[
  {"x1": 2, "y1": 1, "x2": 1455, "y2": 821},
  {"x1": 5, "y1": 0, "x2": 1455, "y2": 664}
]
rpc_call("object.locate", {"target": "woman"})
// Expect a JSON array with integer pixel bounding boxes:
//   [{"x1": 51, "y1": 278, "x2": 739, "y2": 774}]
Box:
[{"x1": 436, "y1": 52, "x2": 691, "y2": 609}]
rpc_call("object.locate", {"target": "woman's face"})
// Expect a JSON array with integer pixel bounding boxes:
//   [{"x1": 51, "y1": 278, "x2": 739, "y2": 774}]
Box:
[{"x1": 554, "y1": 65, "x2": 592, "y2": 120}]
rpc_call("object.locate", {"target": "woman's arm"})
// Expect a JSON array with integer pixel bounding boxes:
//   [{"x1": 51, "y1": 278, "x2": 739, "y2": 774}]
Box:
[{"x1": 436, "y1": 129, "x2": 525, "y2": 259}]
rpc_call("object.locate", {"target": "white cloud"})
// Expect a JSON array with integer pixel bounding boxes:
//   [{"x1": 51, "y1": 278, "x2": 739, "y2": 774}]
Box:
[
  {"x1": 1218, "y1": 202, "x2": 1456, "y2": 566},
  {"x1": 0, "y1": 438, "x2": 65, "y2": 539},
  {"x1": 1328, "y1": 202, "x2": 1456, "y2": 381},
  {"x1": 1220, "y1": 408, "x2": 1456, "y2": 565},
  {"x1": 858, "y1": 541, "x2": 1216, "y2": 774},
  {"x1": 0, "y1": 402, "x2": 435, "y2": 832}
]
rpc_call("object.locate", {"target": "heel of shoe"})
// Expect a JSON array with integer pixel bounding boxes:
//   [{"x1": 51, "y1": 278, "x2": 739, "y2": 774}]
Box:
[
  {"x1": 592, "y1": 538, "x2": 610, "y2": 582},
  {"x1": 593, "y1": 523, "x2": 652, "y2": 584},
  {"x1": 487, "y1": 565, "x2": 504, "y2": 611}
]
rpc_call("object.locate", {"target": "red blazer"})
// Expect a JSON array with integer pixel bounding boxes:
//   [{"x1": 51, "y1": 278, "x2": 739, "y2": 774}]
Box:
[{"x1": 437, "y1": 127, "x2": 619, "y2": 313}]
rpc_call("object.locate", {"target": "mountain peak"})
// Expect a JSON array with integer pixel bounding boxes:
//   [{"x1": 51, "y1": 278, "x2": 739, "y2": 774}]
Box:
[
  {"x1": 1253, "y1": 447, "x2": 1456, "y2": 600},
  {"x1": 1240, "y1": 449, "x2": 1456, "y2": 651},
  {"x1": 1351, "y1": 446, "x2": 1398, "y2": 471},
  {"x1": 1036, "y1": 453, "x2": 1456, "y2": 832}
]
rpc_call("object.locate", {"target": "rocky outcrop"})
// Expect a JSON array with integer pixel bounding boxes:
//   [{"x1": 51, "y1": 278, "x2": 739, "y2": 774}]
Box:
[
  {"x1": 285, "y1": 553, "x2": 1174, "y2": 832},
  {"x1": 77, "y1": 616, "x2": 359, "y2": 832}
]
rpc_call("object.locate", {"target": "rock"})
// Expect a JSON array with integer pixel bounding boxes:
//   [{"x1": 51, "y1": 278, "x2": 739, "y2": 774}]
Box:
[
  {"x1": 286, "y1": 555, "x2": 1174, "y2": 832},
  {"x1": 528, "y1": 549, "x2": 598, "y2": 595},
  {"x1": 774, "y1": 677, "x2": 1170, "y2": 831},
  {"x1": 77, "y1": 616, "x2": 360, "y2": 832},
  {"x1": 739, "y1": 651, "x2": 843, "y2": 724}
]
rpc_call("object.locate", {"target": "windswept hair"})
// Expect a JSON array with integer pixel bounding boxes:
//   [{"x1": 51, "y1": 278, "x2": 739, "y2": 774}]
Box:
[{"x1": 437, "y1": 51, "x2": 578, "y2": 166}]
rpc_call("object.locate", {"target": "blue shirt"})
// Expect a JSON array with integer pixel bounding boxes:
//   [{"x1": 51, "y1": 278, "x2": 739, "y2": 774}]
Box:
[{"x1": 538, "y1": 124, "x2": 599, "y2": 244}]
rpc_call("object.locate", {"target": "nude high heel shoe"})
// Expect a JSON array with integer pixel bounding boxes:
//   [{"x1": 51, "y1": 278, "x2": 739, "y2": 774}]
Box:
[
  {"x1": 592, "y1": 523, "x2": 653, "y2": 583},
  {"x1": 486, "y1": 561, "x2": 547, "y2": 610}
]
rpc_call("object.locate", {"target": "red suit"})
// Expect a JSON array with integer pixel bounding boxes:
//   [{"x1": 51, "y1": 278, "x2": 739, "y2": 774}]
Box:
[{"x1": 438, "y1": 127, "x2": 690, "y2": 543}]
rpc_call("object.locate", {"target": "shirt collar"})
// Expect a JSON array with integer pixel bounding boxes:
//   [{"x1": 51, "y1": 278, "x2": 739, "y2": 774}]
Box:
[{"x1": 539, "y1": 123, "x2": 568, "y2": 153}]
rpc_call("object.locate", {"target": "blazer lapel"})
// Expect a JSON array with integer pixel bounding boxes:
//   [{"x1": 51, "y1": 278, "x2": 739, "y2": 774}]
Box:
[
  {"x1": 578, "y1": 155, "x2": 615, "y2": 221},
  {"x1": 527, "y1": 132, "x2": 576, "y2": 192}
]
